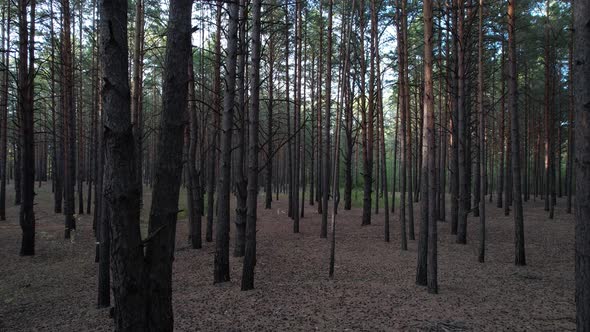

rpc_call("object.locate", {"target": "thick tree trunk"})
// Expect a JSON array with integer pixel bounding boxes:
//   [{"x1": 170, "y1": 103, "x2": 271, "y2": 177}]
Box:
[
  {"x1": 573, "y1": 0, "x2": 590, "y2": 329},
  {"x1": 143, "y1": 0, "x2": 192, "y2": 328},
  {"x1": 99, "y1": 0, "x2": 145, "y2": 328},
  {"x1": 416, "y1": 0, "x2": 433, "y2": 287},
  {"x1": 18, "y1": 0, "x2": 35, "y2": 256}
]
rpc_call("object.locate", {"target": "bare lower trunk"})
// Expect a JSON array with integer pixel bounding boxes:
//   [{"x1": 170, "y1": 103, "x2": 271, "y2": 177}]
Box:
[
  {"x1": 573, "y1": 1, "x2": 590, "y2": 329},
  {"x1": 242, "y1": 0, "x2": 261, "y2": 291},
  {"x1": 508, "y1": 0, "x2": 525, "y2": 266},
  {"x1": 143, "y1": 0, "x2": 192, "y2": 329}
]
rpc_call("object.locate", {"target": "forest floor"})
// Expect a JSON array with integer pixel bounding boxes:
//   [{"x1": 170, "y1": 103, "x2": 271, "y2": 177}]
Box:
[{"x1": 0, "y1": 184, "x2": 576, "y2": 331}]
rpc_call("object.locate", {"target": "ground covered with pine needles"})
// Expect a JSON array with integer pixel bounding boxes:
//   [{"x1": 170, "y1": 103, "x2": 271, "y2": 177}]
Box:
[{"x1": 0, "y1": 184, "x2": 575, "y2": 331}]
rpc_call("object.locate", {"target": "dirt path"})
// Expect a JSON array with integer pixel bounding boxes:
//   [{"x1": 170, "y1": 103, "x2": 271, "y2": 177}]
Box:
[{"x1": 0, "y1": 185, "x2": 575, "y2": 331}]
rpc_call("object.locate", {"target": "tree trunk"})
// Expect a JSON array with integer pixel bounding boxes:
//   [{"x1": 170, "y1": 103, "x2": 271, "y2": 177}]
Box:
[
  {"x1": 214, "y1": 0, "x2": 239, "y2": 284},
  {"x1": 396, "y1": 0, "x2": 408, "y2": 250},
  {"x1": 424, "y1": 0, "x2": 437, "y2": 294},
  {"x1": 573, "y1": 0, "x2": 590, "y2": 329},
  {"x1": 206, "y1": 2, "x2": 222, "y2": 243},
  {"x1": 321, "y1": 0, "x2": 333, "y2": 237},
  {"x1": 99, "y1": 0, "x2": 145, "y2": 328},
  {"x1": 241, "y1": 0, "x2": 261, "y2": 291},
  {"x1": 0, "y1": 0, "x2": 9, "y2": 221},
  {"x1": 234, "y1": 0, "x2": 247, "y2": 257},
  {"x1": 187, "y1": 57, "x2": 201, "y2": 250},
  {"x1": 478, "y1": 0, "x2": 486, "y2": 263},
  {"x1": 18, "y1": 0, "x2": 35, "y2": 255},
  {"x1": 566, "y1": 17, "x2": 574, "y2": 214},
  {"x1": 497, "y1": 43, "x2": 505, "y2": 209},
  {"x1": 63, "y1": 0, "x2": 76, "y2": 239},
  {"x1": 507, "y1": 0, "x2": 526, "y2": 266},
  {"x1": 417, "y1": 0, "x2": 436, "y2": 288},
  {"x1": 293, "y1": 0, "x2": 302, "y2": 232},
  {"x1": 456, "y1": 0, "x2": 467, "y2": 245},
  {"x1": 131, "y1": 0, "x2": 145, "y2": 206},
  {"x1": 143, "y1": 0, "x2": 192, "y2": 328},
  {"x1": 450, "y1": 0, "x2": 459, "y2": 235},
  {"x1": 265, "y1": 24, "x2": 274, "y2": 210}
]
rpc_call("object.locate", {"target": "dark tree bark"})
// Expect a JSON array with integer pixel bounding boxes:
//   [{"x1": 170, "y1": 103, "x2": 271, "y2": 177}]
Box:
[
  {"x1": 143, "y1": 0, "x2": 192, "y2": 328},
  {"x1": 396, "y1": 0, "x2": 408, "y2": 250},
  {"x1": 573, "y1": 0, "x2": 590, "y2": 329},
  {"x1": 507, "y1": 0, "x2": 525, "y2": 266},
  {"x1": 478, "y1": 0, "x2": 486, "y2": 263},
  {"x1": 417, "y1": 0, "x2": 434, "y2": 289},
  {"x1": 285, "y1": 0, "x2": 293, "y2": 219},
  {"x1": 265, "y1": 21, "x2": 274, "y2": 210},
  {"x1": 424, "y1": 0, "x2": 437, "y2": 294},
  {"x1": 456, "y1": 0, "x2": 467, "y2": 245},
  {"x1": 99, "y1": 0, "x2": 144, "y2": 328},
  {"x1": 315, "y1": 2, "x2": 323, "y2": 214},
  {"x1": 76, "y1": 3, "x2": 84, "y2": 216},
  {"x1": 206, "y1": 1, "x2": 222, "y2": 243},
  {"x1": 0, "y1": 0, "x2": 9, "y2": 221},
  {"x1": 131, "y1": 0, "x2": 144, "y2": 206},
  {"x1": 497, "y1": 47, "x2": 506, "y2": 210},
  {"x1": 328, "y1": 0, "x2": 344, "y2": 278},
  {"x1": 234, "y1": 0, "x2": 247, "y2": 257},
  {"x1": 293, "y1": 0, "x2": 302, "y2": 232},
  {"x1": 18, "y1": 0, "x2": 35, "y2": 256},
  {"x1": 52, "y1": 0, "x2": 63, "y2": 215},
  {"x1": 96, "y1": 86, "x2": 109, "y2": 307},
  {"x1": 187, "y1": 57, "x2": 202, "y2": 250},
  {"x1": 374, "y1": 17, "x2": 388, "y2": 242},
  {"x1": 449, "y1": 0, "x2": 459, "y2": 235},
  {"x1": 63, "y1": 0, "x2": 76, "y2": 240},
  {"x1": 344, "y1": 34, "x2": 353, "y2": 211},
  {"x1": 321, "y1": 0, "x2": 333, "y2": 237},
  {"x1": 362, "y1": 0, "x2": 375, "y2": 227},
  {"x1": 214, "y1": 0, "x2": 239, "y2": 284},
  {"x1": 566, "y1": 19, "x2": 573, "y2": 214},
  {"x1": 544, "y1": 11, "x2": 553, "y2": 213},
  {"x1": 242, "y1": 0, "x2": 261, "y2": 291}
]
